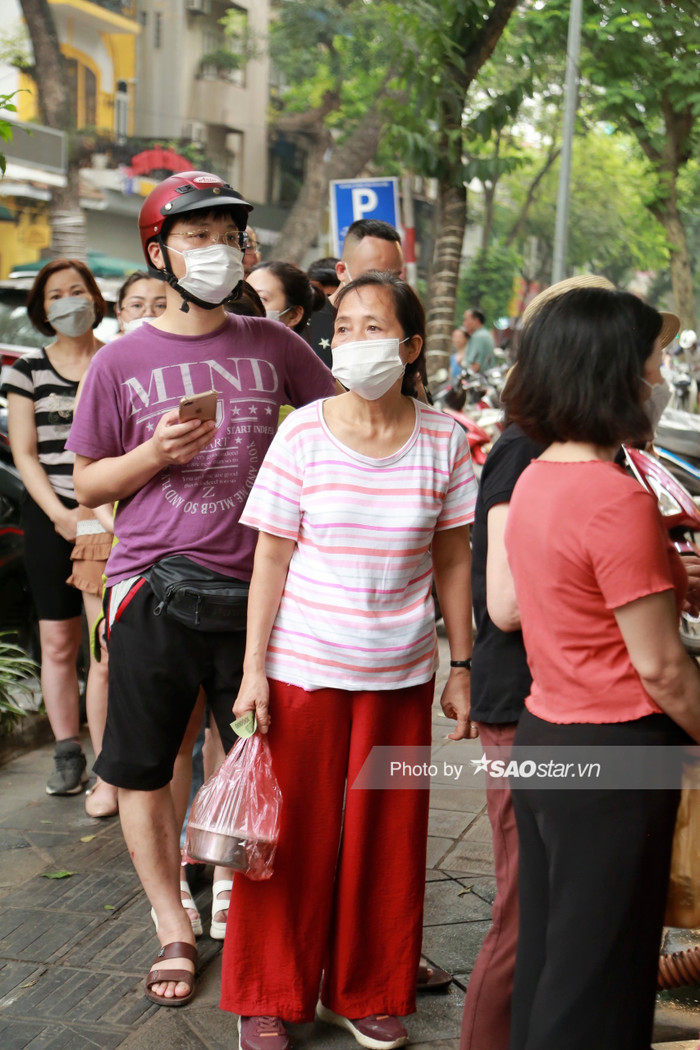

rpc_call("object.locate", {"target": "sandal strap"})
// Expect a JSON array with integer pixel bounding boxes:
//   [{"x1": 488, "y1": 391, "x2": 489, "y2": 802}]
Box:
[
  {"x1": 157, "y1": 941, "x2": 198, "y2": 963},
  {"x1": 179, "y1": 880, "x2": 199, "y2": 913},
  {"x1": 146, "y1": 967, "x2": 194, "y2": 991},
  {"x1": 212, "y1": 879, "x2": 233, "y2": 901}
]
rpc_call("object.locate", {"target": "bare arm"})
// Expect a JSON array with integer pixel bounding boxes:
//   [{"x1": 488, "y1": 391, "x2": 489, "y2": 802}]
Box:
[
  {"x1": 486, "y1": 503, "x2": 521, "y2": 631},
  {"x1": 615, "y1": 590, "x2": 700, "y2": 742},
  {"x1": 432, "y1": 525, "x2": 476, "y2": 741},
  {"x1": 92, "y1": 502, "x2": 115, "y2": 533},
  {"x1": 73, "y1": 410, "x2": 217, "y2": 506},
  {"x1": 233, "y1": 532, "x2": 296, "y2": 733},
  {"x1": 7, "y1": 393, "x2": 79, "y2": 541}
]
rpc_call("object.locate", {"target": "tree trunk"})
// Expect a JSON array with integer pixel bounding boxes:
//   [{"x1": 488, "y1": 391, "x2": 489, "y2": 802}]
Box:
[
  {"x1": 272, "y1": 131, "x2": 333, "y2": 264},
  {"x1": 655, "y1": 202, "x2": 696, "y2": 331},
  {"x1": 19, "y1": 0, "x2": 86, "y2": 259},
  {"x1": 424, "y1": 0, "x2": 520, "y2": 369},
  {"x1": 50, "y1": 166, "x2": 88, "y2": 260},
  {"x1": 630, "y1": 96, "x2": 696, "y2": 330},
  {"x1": 425, "y1": 180, "x2": 467, "y2": 380},
  {"x1": 273, "y1": 103, "x2": 388, "y2": 264}
]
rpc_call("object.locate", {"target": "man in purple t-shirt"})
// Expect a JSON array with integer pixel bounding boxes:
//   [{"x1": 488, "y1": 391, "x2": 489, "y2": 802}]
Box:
[{"x1": 67, "y1": 171, "x2": 335, "y2": 1010}]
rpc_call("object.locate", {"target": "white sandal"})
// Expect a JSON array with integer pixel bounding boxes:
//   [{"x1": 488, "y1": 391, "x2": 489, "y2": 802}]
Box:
[
  {"x1": 150, "y1": 880, "x2": 203, "y2": 938},
  {"x1": 210, "y1": 879, "x2": 232, "y2": 940}
]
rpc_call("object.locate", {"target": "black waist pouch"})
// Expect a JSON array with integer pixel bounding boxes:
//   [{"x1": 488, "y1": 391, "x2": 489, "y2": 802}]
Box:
[{"x1": 146, "y1": 555, "x2": 249, "y2": 632}]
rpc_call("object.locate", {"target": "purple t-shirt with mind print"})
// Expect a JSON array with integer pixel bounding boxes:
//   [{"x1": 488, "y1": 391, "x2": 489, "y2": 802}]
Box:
[{"x1": 67, "y1": 314, "x2": 334, "y2": 585}]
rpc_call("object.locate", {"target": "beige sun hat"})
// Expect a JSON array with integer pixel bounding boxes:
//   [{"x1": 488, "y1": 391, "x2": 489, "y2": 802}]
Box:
[
  {"x1": 659, "y1": 311, "x2": 681, "y2": 349},
  {"x1": 522, "y1": 274, "x2": 680, "y2": 349},
  {"x1": 522, "y1": 273, "x2": 615, "y2": 326}
]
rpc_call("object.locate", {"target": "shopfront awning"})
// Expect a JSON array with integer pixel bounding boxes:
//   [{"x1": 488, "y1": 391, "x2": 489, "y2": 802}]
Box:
[{"x1": 10, "y1": 250, "x2": 140, "y2": 278}]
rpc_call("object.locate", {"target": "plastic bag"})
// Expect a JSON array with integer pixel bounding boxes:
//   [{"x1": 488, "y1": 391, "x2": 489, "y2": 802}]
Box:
[
  {"x1": 184, "y1": 732, "x2": 282, "y2": 881},
  {"x1": 665, "y1": 761, "x2": 700, "y2": 928}
]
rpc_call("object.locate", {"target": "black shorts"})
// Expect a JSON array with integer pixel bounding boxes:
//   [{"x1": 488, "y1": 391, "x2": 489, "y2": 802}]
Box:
[
  {"x1": 95, "y1": 580, "x2": 245, "y2": 790},
  {"x1": 22, "y1": 495, "x2": 83, "y2": 621}
]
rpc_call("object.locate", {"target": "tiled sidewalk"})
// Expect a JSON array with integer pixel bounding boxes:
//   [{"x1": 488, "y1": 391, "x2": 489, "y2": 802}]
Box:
[
  {"x1": 0, "y1": 637, "x2": 494, "y2": 1049},
  {"x1": 1, "y1": 633, "x2": 699, "y2": 1048}
]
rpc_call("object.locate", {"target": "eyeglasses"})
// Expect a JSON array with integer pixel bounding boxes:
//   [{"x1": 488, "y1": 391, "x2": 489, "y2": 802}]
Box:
[
  {"x1": 171, "y1": 228, "x2": 248, "y2": 250},
  {"x1": 121, "y1": 298, "x2": 167, "y2": 317},
  {"x1": 244, "y1": 239, "x2": 260, "y2": 253}
]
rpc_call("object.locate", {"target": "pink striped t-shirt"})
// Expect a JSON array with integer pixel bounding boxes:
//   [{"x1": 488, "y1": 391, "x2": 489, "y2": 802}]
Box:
[{"x1": 240, "y1": 398, "x2": 477, "y2": 691}]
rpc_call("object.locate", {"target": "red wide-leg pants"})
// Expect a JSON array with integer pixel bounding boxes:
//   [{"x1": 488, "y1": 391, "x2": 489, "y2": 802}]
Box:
[{"x1": 220, "y1": 677, "x2": 434, "y2": 1023}]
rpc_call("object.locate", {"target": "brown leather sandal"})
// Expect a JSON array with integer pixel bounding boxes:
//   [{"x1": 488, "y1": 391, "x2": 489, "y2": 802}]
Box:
[
  {"x1": 417, "y1": 955, "x2": 453, "y2": 992},
  {"x1": 144, "y1": 941, "x2": 197, "y2": 1007}
]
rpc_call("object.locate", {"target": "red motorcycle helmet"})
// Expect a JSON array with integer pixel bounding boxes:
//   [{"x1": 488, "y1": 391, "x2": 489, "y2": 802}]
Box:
[{"x1": 138, "y1": 170, "x2": 253, "y2": 264}]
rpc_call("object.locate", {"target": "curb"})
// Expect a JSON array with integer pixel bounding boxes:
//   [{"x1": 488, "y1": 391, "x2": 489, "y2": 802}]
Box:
[{"x1": 0, "y1": 708, "x2": 52, "y2": 767}]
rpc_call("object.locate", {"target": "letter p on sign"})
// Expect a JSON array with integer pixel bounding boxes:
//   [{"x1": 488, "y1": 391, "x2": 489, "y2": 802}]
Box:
[{"x1": 351, "y1": 187, "x2": 379, "y2": 220}]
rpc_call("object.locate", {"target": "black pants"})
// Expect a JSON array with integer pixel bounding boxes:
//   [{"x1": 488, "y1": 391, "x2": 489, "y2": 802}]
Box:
[
  {"x1": 509, "y1": 708, "x2": 687, "y2": 1050},
  {"x1": 22, "y1": 495, "x2": 82, "y2": 620}
]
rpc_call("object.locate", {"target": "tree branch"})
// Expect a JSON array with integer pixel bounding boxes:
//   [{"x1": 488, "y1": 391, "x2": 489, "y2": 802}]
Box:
[{"x1": 505, "y1": 142, "x2": 561, "y2": 247}]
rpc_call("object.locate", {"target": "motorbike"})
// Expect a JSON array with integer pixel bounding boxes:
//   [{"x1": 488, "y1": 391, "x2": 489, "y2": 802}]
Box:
[
  {"x1": 653, "y1": 406, "x2": 700, "y2": 496},
  {"x1": 666, "y1": 362, "x2": 696, "y2": 412},
  {"x1": 623, "y1": 445, "x2": 700, "y2": 655},
  {"x1": 431, "y1": 366, "x2": 505, "y2": 470}
]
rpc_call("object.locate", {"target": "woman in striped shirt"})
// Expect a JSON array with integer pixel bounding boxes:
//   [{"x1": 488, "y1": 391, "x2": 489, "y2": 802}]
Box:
[
  {"x1": 2, "y1": 259, "x2": 105, "y2": 797},
  {"x1": 221, "y1": 273, "x2": 478, "y2": 1050}
]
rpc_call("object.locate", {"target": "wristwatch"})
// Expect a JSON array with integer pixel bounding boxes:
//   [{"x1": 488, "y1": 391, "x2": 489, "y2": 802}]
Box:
[{"x1": 450, "y1": 658, "x2": 472, "y2": 670}]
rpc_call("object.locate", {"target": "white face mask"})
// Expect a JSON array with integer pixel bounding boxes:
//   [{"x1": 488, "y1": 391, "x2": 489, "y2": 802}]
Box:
[
  {"x1": 168, "y1": 242, "x2": 244, "y2": 305},
  {"x1": 641, "y1": 377, "x2": 671, "y2": 434},
  {"x1": 123, "y1": 315, "x2": 155, "y2": 334},
  {"x1": 332, "y1": 337, "x2": 408, "y2": 400},
  {"x1": 47, "y1": 296, "x2": 95, "y2": 338},
  {"x1": 265, "y1": 307, "x2": 292, "y2": 323}
]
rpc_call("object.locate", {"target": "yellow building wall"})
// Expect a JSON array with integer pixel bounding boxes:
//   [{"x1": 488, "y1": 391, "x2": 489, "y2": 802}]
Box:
[
  {"x1": 17, "y1": 72, "x2": 37, "y2": 123},
  {"x1": 102, "y1": 32, "x2": 137, "y2": 136},
  {"x1": 16, "y1": 30, "x2": 137, "y2": 135},
  {"x1": 0, "y1": 207, "x2": 51, "y2": 279}
]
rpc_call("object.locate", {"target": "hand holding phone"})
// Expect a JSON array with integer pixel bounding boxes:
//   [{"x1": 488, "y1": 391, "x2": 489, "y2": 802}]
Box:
[{"x1": 179, "y1": 390, "x2": 218, "y2": 423}]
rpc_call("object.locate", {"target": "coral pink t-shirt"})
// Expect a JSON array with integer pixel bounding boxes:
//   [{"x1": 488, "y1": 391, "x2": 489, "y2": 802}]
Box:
[{"x1": 505, "y1": 459, "x2": 686, "y2": 724}]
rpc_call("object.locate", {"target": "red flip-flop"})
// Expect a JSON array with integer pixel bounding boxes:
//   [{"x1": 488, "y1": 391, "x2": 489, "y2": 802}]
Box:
[{"x1": 417, "y1": 956, "x2": 453, "y2": 992}]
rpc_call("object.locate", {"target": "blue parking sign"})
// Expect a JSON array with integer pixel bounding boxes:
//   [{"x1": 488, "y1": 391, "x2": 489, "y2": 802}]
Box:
[{"x1": 330, "y1": 177, "x2": 400, "y2": 256}]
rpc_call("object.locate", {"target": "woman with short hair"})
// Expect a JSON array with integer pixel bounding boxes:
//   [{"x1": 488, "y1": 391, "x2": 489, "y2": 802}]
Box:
[
  {"x1": 498, "y1": 286, "x2": 700, "y2": 1050},
  {"x1": 2, "y1": 259, "x2": 106, "y2": 796}
]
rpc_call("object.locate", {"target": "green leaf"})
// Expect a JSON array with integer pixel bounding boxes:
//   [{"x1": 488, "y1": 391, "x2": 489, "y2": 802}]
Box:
[{"x1": 41, "y1": 870, "x2": 75, "y2": 879}]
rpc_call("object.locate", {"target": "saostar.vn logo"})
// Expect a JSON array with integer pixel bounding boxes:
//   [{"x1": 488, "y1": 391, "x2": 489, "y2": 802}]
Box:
[{"x1": 470, "y1": 755, "x2": 600, "y2": 779}]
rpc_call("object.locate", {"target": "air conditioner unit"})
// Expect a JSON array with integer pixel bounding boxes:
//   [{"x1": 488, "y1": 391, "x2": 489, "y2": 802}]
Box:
[
  {"x1": 182, "y1": 120, "x2": 207, "y2": 144},
  {"x1": 185, "y1": 0, "x2": 211, "y2": 14}
]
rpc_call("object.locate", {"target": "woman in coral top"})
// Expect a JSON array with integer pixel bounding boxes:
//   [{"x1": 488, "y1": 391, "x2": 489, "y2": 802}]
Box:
[
  {"x1": 496, "y1": 286, "x2": 700, "y2": 1050},
  {"x1": 222, "y1": 273, "x2": 478, "y2": 1050}
]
